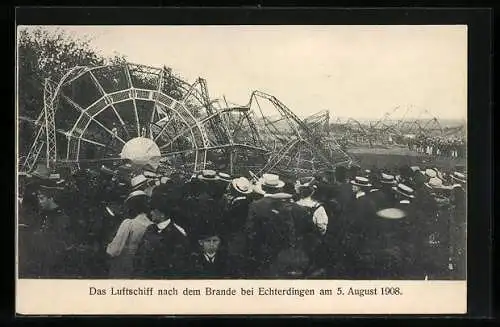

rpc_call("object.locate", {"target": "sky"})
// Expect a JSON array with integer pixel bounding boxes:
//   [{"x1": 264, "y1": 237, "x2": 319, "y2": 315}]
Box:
[{"x1": 20, "y1": 25, "x2": 467, "y2": 121}]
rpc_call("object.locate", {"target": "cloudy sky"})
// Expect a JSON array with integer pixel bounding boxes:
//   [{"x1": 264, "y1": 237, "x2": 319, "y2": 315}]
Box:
[{"x1": 20, "y1": 25, "x2": 467, "y2": 120}]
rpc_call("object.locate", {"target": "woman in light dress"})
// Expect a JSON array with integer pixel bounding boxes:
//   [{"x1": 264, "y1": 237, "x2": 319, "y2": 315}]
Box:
[{"x1": 106, "y1": 190, "x2": 153, "y2": 278}]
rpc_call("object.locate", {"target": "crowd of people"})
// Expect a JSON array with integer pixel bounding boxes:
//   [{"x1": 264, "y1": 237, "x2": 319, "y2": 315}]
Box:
[
  {"x1": 407, "y1": 135, "x2": 466, "y2": 159},
  {"x1": 17, "y1": 161, "x2": 466, "y2": 280}
]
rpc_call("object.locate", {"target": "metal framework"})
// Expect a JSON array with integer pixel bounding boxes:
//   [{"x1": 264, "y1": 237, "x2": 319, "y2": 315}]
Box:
[
  {"x1": 20, "y1": 61, "x2": 352, "y2": 178},
  {"x1": 246, "y1": 91, "x2": 351, "y2": 176},
  {"x1": 331, "y1": 105, "x2": 451, "y2": 147}
]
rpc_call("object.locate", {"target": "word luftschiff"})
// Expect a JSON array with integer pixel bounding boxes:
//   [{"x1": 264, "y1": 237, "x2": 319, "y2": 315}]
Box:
[{"x1": 89, "y1": 286, "x2": 156, "y2": 296}]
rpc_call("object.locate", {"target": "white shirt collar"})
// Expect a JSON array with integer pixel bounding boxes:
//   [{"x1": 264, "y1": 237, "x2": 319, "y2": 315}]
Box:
[
  {"x1": 157, "y1": 219, "x2": 171, "y2": 230},
  {"x1": 296, "y1": 198, "x2": 318, "y2": 206},
  {"x1": 264, "y1": 193, "x2": 292, "y2": 199},
  {"x1": 356, "y1": 191, "x2": 366, "y2": 199},
  {"x1": 204, "y1": 253, "x2": 216, "y2": 262}
]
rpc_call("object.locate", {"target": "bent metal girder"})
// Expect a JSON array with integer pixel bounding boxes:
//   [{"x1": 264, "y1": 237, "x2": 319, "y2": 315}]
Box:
[
  {"x1": 22, "y1": 66, "x2": 90, "y2": 172},
  {"x1": 21, "y1": 62, "x2": 217, "y2": 174},
  {"x1": 247, "y1": 90, "x2": 352, "y2": 177},
  {"x1": 20, "y1": 61, "x2": 350, "y2": 177}
]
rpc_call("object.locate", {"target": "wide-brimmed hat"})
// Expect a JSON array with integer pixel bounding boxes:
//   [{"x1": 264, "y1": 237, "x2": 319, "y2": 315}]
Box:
[
  {"x1": 259, "y1": 173, "x2": 286, "y2": 189},
  {"x1": 149, "y1": 184, "x2": 178, "y2": 214},
  {"x1": 131, "y1": 174, "x2": 149, "y2": 190},
  {"x1": 100, "y1": 165, "x2": 115, "y2": 176},
  {"x1": 376, "y1": 208, "x2": 407, "y2": 220},
  {"x1": 425, "y1": 177, "x2": 444, "y2": 189},
  {"x1": 159, "y1": 176, "x2": 172, "y2": 185},
  {"x1": 125, "y1": 190, "x2": 148, "y2": 203},
  {"x1": 37, "y1": 183, "x2": 65, "y2": 196},
  {"x1": 231, "y1": 177, "x2": 253, "y2": 195},
  {"x1": 425, "y1": 169, "x2": 437, "y2": 178},
  {"x1": 392, "y1": 183, "x2": 415, "y2": 199},
  {"x1": 217, "y1": 172, "x2": 232, "y2": 183},
  {"x1": 197, "y1": 169, "x2": 219, "y2": 181},
  {"x1": 450, "y1": 171, "x2": 466, "y2": 184},
  {"x1": 380, "y1": 173, "x2": 396, "y2": 184},
  {"x1": 143, "y1": 170, "x2": 158, "y2": 179},
  {"x1": 410, "y1": 166, "x2": 420, "y2": 173},
  {"x1": 350, "y1": 176, "x2": 372, "y2": 188}
]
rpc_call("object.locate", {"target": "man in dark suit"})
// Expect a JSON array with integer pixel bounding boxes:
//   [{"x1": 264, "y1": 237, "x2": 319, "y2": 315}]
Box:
[
  {"x1": 342, "y1": 176, "x2": 377, "y2": 278},
  {"x1": 219, "y1": 177, "x2": 253, "y2": 261},
  {"x1": 332, "y1": 166, "x2": 352, "y2": 218},
  {"x1": 29, "y1": 183, "x2": 79, "y2": 278},
  {"x1": 412, "y1": 171, "x2": 442, "y2": 278},
  {"x1": 243, "y1": 173, "x2": 296, "y2": 277},
  {"x1": 134, "y1": 184, "x2": 191, "y2": 278},
  {"x1": 368, "y1": 172, "x2": 397, "y2": 211},
  {"x1": 188, "y1": 222, "x2": 241, "y2": 278}
]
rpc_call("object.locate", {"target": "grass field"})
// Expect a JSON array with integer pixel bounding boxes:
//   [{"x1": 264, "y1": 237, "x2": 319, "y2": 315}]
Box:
[{"x1": 346, "y1": 145, "x2": 466, "y2": 173}]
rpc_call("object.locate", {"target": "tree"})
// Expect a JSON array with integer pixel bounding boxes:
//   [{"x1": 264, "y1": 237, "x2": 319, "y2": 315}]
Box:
[
  {"x1": 17, "y1": 26, "x2": 198, "y2": 170},
  {"x1": 17, "y1": 27, "x2": 110, "y2": 158},
  {"x1": 17, "y1": 27, "x2": 108, "y2": 119}
]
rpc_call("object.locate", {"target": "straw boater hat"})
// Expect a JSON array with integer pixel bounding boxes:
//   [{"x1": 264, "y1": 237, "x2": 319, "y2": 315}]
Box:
[
  {"x1": 425, "y1": 177, "x2": 444, "y2": 189},
  {"x1": 376, "y1": 208, "x2": 407, "y2": 220},
  {"x1": 125, "y1": 190, "x2": 148, "y2": 203},
  {"x1": 37, "y1": 183, "x2": 65, "y2": 194},
  {"x1": 217, "y1": 172, "x2": 232, "y2": 183},
  {"x1": 131, "y1": 174, "x2": 149, "y2": 190},
  {"x1": 380, "y1": 173, "x2": 397, "y2": 185},
  {"x1": 392, "y1": 183, "x2": 415, "y2": 199},
  {"x1": 100, "y1": 165, "x2": 115, "y2": 176},
  {"x1": 425, "y1": 168, "x2": 437, "y2": 178},
  {"x1": 143, "y1": 170, "x2": 158, "y2": 179},
  {"x1": 450, "y1": 171, "x2": 466, "y2": 184},
  {"x1": 197, "y1": 169, "x2": 219, "y2": 181},
  {"x1": 350, "y1": 176, "x2": 372, "y2": 188},
  {"x1": 231, "y1": 177, "x2": 253, "y2": 195},
  {"x1": 259, "y1": 173, "x2": 286, "y2": 189},
  {"x1": 159, "y1": 176, "x2": 172, "y2": 185}
]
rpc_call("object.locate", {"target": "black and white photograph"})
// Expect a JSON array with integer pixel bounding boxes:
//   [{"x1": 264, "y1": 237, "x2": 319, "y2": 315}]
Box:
[{"x1": 15, "y1": 22, "x2": 472, "y2": 314}]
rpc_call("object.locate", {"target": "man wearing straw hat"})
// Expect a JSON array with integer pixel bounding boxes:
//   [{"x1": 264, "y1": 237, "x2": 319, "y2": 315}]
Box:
[
  {"x1": 368, "y1": 172, "x2": 397, "y2": 212},
  {"x1": 346, "y1": 176, "x2": 374, "y2": 220},
  {"x1": 293, "y1": 176, "x2": 330, "y2": 276},
  {"x1": 243, "y1": 173, "x2": 296, "y2": 276},
  {"x1": 336, "y1": 176, "x2": 375, "y2": 278},
  {"x1": 181, "y1": 169, "x2": 223, "y2": 236},
  {"x1": 411, "y1": 169, "x2": 443, "y2": 278},
  {"x1": 220, "y1": 177, "x2": 253, "y2": 260}
]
